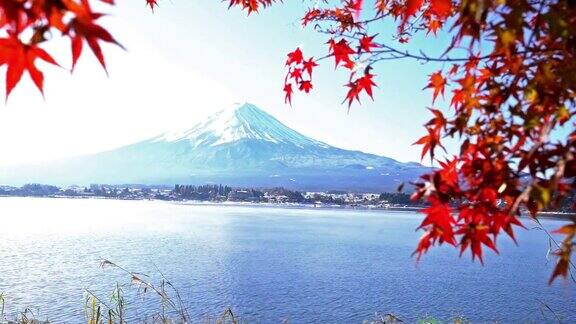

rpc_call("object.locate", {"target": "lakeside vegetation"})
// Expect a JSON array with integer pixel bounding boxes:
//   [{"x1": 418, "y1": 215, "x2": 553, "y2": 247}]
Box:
[
  {"x1": 1, "y1": 183, "x2": 575, "y2": 215},
  {"x1": 0, "y1": 183, "x2": 427, "y2": 209}
]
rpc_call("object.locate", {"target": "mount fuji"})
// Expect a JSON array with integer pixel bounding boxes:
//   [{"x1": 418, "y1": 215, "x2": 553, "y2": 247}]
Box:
[{"x1": 0, "y1": 103, "x2": 428, "y2": 191}]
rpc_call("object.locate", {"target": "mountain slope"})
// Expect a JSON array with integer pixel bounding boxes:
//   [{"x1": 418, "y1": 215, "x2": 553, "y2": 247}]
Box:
[{"x1": 0, "y1": 103, "x2": 428, "y2": 191}]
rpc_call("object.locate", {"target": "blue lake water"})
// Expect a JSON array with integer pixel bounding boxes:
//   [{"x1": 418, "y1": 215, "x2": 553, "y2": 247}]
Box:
[{"x1": 0, "y1": 197, "x2": 574, "y2": 322}]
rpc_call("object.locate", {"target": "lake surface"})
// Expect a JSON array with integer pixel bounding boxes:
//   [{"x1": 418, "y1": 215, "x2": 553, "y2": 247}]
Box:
[{"x1": 0, "y1": 197, "x2": 574, "y2": 323}]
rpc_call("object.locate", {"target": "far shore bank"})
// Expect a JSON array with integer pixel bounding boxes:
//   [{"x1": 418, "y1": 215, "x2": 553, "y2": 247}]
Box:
[
  {"x1": 0, "y1": 195, "x2": 574, "y2": 220},
  {"x1": 173, "y1": 199, "x2": 576, "y2": 220},
  {"x1": 173, "y1": 199, "x2": 425, "y2": 213}
]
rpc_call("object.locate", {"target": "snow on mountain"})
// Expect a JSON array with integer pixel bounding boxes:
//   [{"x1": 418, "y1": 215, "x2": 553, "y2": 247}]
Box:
[
  {"x1": 0, "y1": 102, "x2": 428, "y2": 191},
  {"x1": 151, "y1": 102, "x2": 330, "y2": 149}
]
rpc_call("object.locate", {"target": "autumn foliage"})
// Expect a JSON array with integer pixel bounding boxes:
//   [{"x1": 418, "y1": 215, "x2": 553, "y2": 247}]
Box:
[
  {"x1": 0, "y1": 0, "x2": 125, "y2": 98},
  {"x1": 1, "y1": 0, "x2": 575, "y2": 283},
  {"x1": 230, "y1": 0, "x2": 576, "y2": 285}
]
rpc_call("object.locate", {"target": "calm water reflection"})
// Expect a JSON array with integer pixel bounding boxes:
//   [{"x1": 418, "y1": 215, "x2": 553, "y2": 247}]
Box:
[{"x1": 0, "y1": 197, "x2": 574, "y2": 322}]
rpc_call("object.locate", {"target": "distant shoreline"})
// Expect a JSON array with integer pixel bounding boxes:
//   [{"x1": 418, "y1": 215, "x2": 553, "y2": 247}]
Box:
[
  {"x1": 1, "y1": 195, "x2": 574, "y2": 220},
  {"x1": 4, "y1": 194, "x2": 574, "y2": 220},
  {"x1": 172, "y1": 200, "x2": 576, "y2": 220},
  {"x1": 0, "y1": 194, "x2": 424, "y2": 213},
  {"x1": 173, "y1": 199, "x2": 425, "y2": 213}
]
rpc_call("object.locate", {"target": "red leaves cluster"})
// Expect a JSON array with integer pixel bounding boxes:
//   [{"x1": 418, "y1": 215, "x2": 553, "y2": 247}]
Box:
[
  {"x1": 301, "y1": 1, "x2": 365, "y2": 30},
  {"x1": 328, "y1": 39, "x2": 356, "y2": 69},
  {"x1": 359, "y1": 35, "x2": 380, "y2": 52},
  {"x1": 411, "y1": 0, "x2": 576, "y2": 281},
  {"x1": 411, "y1": 152, "x2": 525, "y2": 265},
  {"x1": 283, "y1": 36, "x2": 380, "y2": 106},
  {"x1": 284, "y1": 36, "x2": 382, "y2": 106},
  {"x1": 425, "y1": 71, "x2": 446, "y2": 104},
  {"x1": 283, "y1": 48, "x2": 317, "y2": 105},
  {"x1": 413, "y1": 108, "x2": 446, "y2": 160},
  {"x1": 345, "y1": 71, "x2": 376, "y2": 107},
  {"x1": 0, "y1": 0, "x2": 125, "y2": 99},
  {"x1": 277, "y1": 0, "x2": 576, "y2": 284},
  {"x1": 280, "y1": 0, "x2": 458, "y2": 107},
  {"x1": 413, "y1": 196, "x2": 456, "y2": 260},
  {"x1": 550, "y1": 224, "x2": 576, "y2": 284},
  {"x1": 227, "y1": 0, "x2": 276, "y2": 15},
  {"x1": 373, "y1": 0, "x2": 454, "y2": 35}
]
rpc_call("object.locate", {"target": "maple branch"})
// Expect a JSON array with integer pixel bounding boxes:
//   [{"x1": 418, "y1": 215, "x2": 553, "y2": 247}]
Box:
[
  {"x1": 312, "y1": 12, "x2": 390, "y2": 27},
  {"x1": 531, "y1": 218, "x2": 576, "y2": 284},
  {"x1": 315, "y1": 30, "x2": 564, "y2": 65},
  {"x1": 359, "y1": 13, "x2": 389, "y2": 24},
  {"x1": 525, "y1": 0, "x2": 548, "y2": 49}
]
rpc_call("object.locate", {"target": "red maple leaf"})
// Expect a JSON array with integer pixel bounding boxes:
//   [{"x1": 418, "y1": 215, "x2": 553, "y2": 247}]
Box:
[
  {"x1": 228, "y1": 0, "x2": 262, "y2": 14},
  {"x1": 283, "y1": 83, "x2": 293, "y2": 105},
  {"x1": 285, "y1": 47, "x2": 303, "y2": 66},
  {"x1": 299, "y1": 80, "x2": 313, "y2": 93},
  {"x1": 349, "y1": 0, "x2": 364, "y2": 20},
  {"x1": 146, "y1": 0, "x2": 158, "y2": 12},
  {"x1": 420, "y1": 198, "x2": 457, "y2": 243},
  {"x1": 327, "y1": 39, "x2": 355, "y2": 69},
  {"x1": 374, "y1": 0, "x2": 387, "y2": 15},
  {"x1": 0, "y1": 0, "x2": 29, "y2": 32},
  {"x1": 401, "y1": 0, "x2": 424, "y2": 28},
  {"x1": 301, "y1": 8, "x2": 321, "y2": 26},
  {"x1": 290, "y1": 68, "x2": 303, "y2": 82},
  {"x1": 549, "y1": 223, "x2": 576, "y2": 283},
  {"x1": 0, "y1": 34, "x2": 59, "y2": 99},
  {"x1": 65, "y1": 7, "x2": 125, "y2": 73},
  {"x1": 413, "y1": 128, "x2": 445, "y2": 160},
  {"x1": 359, "y1": 34, "x2": 379, "y2": 52},
  {"x1": 456, "y1": 222, "x2": 498, "y2": 264},
  {"x1": 302, "y1": 57, "x2": 318, "y2": 77},
  {"x1": 344, "y1": 80, "x2": 361, "y2": 107},
  {"x1": 490, "y1": 212, "x2": 523, "y2": 242},
  {"x1": 426, "y1": 19, "x2": 442, "y2": 36},
  {"x1": 448, "y1": 64, "x2": 459, "y2": 75},
  {"x1": 398, "y1": 37, "x2": 410, "y2": 43},
  {"x1": 426, "y1": 71, "x2": 447, "y2": 103},
  {"x1": 549, "y1": 249, "x2": 571, "y2": 284},
  {"x1": 413, "y1": 197, "x2": 457, "y2": 260},
  {"x1": 357, "y1": 73, "x2": 377, "y2": 99},
  {"x1": 436, "y1": 157, "x2": 458, "y2": 187},
  {"x1": 429, "y1": 0, "x2": 453, "y2": 19}
]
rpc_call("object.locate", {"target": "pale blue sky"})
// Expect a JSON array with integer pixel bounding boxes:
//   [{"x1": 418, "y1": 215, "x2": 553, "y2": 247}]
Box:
[{"x1": 0, "y1": 1, "x2": 461, "y2": 166}]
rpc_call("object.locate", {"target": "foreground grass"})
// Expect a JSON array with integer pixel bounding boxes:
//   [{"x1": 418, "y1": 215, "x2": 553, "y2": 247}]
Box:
[
  {"x1": 0, "y1": 287, "x2": 471, "y2": 324},
  {"x1": 0, "y1": 260, "x2": 555, "y2": 323}
]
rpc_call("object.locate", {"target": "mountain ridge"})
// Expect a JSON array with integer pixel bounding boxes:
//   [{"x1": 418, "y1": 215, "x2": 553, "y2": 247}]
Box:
[{"x1": 0, "y1": 103, "x2": 428, "y2": 191}]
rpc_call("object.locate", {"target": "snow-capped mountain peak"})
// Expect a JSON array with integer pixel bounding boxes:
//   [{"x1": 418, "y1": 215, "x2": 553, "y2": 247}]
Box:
[
  {"x1": 0, "y1": 102, "x2": 427, "y2": 191},
  {"x1": 153, "y1": 102, "x2": 329, "y2": 148}
]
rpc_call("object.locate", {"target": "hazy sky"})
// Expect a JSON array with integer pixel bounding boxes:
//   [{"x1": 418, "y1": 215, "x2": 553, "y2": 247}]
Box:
[{"x1": 0, "y1": 1, "x2": 459, "y2": 167}]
